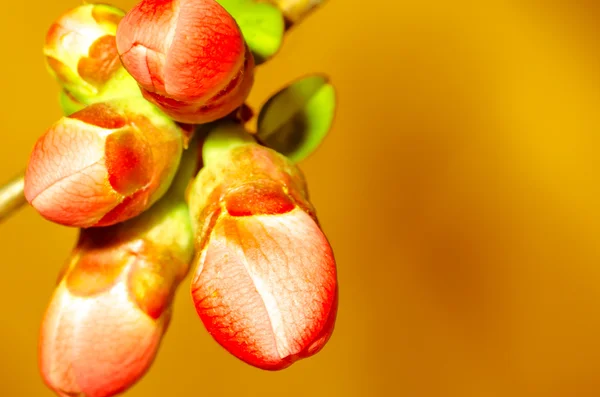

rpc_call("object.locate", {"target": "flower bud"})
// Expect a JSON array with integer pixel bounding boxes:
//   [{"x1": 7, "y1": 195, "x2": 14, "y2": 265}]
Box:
[
  {"x1": 24, "y1": 98, "x2": 184, "y2": 228},
  {"x1": 39, "y1": 141, "x2": 197, "y2": 397},
  {"x1": 44, "y1": 4, "x2": 126, "y2": 103},
  {"x1": 188, "y1": 124, "x2": 338, "y2": 370},
  {"x1": 116, "y1": 0, "x2": 254, "y2": 124}
]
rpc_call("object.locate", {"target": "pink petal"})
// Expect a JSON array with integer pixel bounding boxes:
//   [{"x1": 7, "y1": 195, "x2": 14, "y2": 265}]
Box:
[
  {"x1": 39, "y1": 278, "x2": 167, "y2": 397},
  {"x1": 192, "y1": 208, "x2": 337, "y2": 370}
]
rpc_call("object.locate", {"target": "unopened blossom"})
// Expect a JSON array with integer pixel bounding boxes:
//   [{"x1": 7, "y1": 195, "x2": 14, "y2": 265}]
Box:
[
  {"x1": 24, "y1": 98, "x2": 184, "y2": 228},
  {"x1": 116, "y1": 0, "x2": 254, "y2": 124},
  {"x1": 44, "y1": 4, "x2": 127, "y2": 104},
  {"x1": 39, "y1": 142, "x2": 197, "y2": 397},
  {"x1": 188, "y1": 123, "x2": 338, "y2": 370}
]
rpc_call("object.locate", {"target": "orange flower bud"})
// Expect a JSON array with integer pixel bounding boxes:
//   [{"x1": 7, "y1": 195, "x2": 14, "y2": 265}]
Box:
[
  {"x1": 24, "y1": 98, "x2": 183, "y2": 228},
  {"x1": 116, "y1": 0, "x2": 254, "y2": 124},
  {"x1": 44, "y1": 4, "x2": 126, "y2": 103},
  {"x1": 39, "y1": 142, "x2": 197, "y2": 397},
  {"x1": 188, "y1": 124, "x2": 338, "y2": 370}
]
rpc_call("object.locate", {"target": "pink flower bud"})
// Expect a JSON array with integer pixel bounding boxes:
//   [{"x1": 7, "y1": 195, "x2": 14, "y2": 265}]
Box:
[
  {"x1": 40, "y1": 248, "x2": 175, "y2": 397},
  {"x1": 24, "y1": 98, "x2": 183, "y2": 228},
  {"x1": 116, "y1": 0, "x2": 254, "y2": 124},
  {"x1": 188, "y1": 132, "x2": 338, "y2": 370},
  {"x1": 44, "y1": 4, "x2": 125, "y2": 103},
  {"x1": 39, "y1": 144, "x2": 196, "y2": 397}
]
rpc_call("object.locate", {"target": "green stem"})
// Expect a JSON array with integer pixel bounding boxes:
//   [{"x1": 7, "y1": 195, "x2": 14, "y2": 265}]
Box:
[
  {"x1": 95, "y1": 67, "x2": 143, "y2": 104},
  {"x1": 202, "y1": 122, "x2": 256, "y2": 167},
  {"x1": 0, "y1": 173, "x2": 26, "y2": 223}
]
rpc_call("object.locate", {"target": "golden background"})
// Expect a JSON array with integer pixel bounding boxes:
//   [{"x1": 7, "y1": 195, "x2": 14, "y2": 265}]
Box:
[{"x1": 2, "y1": 1, "x2": 600, "y2": 396}]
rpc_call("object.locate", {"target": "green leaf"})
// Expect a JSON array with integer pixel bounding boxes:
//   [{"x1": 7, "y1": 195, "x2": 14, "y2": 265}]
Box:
[
  {"x1": 216, "y1": 0, "x2": 285, "y2": 63},
  {"x1": 257, "y1": 75, "x2": 336, "y2": 162}
]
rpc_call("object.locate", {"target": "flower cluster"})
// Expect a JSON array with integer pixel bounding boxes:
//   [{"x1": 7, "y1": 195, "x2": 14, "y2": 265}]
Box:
[{"x1": 25, "y1": 1, "x2": 338, "y2": 396}]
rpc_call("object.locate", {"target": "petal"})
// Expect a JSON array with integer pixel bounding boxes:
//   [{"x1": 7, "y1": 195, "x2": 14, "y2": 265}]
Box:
[
  {"x1": 192, "y1": 208, "x2": 337, "y2": 369},
  {"x1": 40, "y1": 278, "x2": 167, "y2": 397},
  {"x1": 224, "y1": 179, "x2": 295, "y2": 216},
  {"x1": 164, "y1": 0, "x2": 245, "y2": 100},
  {"x1": 24, "y1": 118, "x2": 119, "y2": 227}
]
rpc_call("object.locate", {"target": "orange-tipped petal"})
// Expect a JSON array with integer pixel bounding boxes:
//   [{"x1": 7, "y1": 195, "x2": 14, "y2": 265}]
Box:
[
  {"x1": 188, "y1": 133, "x2": 338, "y2": 370},
  {"x1": 116, "y1": 0, "x2": 253, "y2": 123},
  {"x1": 24, "y1": 100, "x2": 183, "y2": 227}
]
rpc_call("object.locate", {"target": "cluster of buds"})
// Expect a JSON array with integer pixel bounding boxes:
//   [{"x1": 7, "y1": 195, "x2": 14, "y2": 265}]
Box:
[{"x1": 24, "y1": 0, "x2": 338, "y2": 396}]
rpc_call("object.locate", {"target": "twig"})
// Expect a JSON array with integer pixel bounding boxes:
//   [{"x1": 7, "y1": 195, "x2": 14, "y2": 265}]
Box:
[
  {"x1": 266, "y1": 0, "x2": 327, "y2": 29},
  {"x1": 0, "y1": 173, "x2": 26, "y2": 223}
]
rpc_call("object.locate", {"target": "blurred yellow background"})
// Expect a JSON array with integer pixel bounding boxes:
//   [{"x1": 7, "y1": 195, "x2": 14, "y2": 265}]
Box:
[{"x1": 2, "y1": 0, "x2": 600, "y2": 396}]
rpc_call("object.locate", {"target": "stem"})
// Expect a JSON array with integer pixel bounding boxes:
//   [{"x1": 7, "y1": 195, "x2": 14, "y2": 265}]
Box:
[
  {"x1": 266, "y1": 0, "x2": 327, "y2": 28},
  {"x1": 0, "y1": 173, "x2": 26, "y2": 223},
  {"x1": 202, "y1": 122, "x2": 255, "y2": 167}
]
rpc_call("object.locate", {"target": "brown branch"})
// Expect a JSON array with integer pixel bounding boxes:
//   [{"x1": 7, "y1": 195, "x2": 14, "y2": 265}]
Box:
[
  {"x1": 266, "y1": 0, "x2": 327, "y2": 29},
  {"x1": 0, "y1": 172, "x2": 26, "y2": 223}
]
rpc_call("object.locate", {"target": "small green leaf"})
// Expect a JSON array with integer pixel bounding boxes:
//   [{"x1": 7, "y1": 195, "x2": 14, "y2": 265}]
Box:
[
  {"x1": 59, "y1": 89, "x2": 85, "y2": 115},
  {"x1": 217, "y1": 0, "x2": 285, "y2": 64},
  {"x1": 257, "y1": 75, "x2": 336, "y2": 162}
]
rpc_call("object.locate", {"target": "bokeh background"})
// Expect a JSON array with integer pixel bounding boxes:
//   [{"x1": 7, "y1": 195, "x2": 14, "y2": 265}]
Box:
[{"x1": 2, "y1": 0, "x2": 600, "y2": 396}]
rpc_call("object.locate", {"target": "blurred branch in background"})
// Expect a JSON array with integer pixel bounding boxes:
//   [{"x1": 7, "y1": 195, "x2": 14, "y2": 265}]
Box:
[{"x1": 0, "y1": 173, "x2": 25, "y2": 223}]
